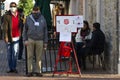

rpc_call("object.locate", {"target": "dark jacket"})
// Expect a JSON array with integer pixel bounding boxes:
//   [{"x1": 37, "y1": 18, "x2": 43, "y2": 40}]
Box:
[
  {"x1": 2, "y1": 11, "x2": 23, "y2": 42},
  {"x1": 87, "y1": 29, "x2": 105, "y2": 54}
]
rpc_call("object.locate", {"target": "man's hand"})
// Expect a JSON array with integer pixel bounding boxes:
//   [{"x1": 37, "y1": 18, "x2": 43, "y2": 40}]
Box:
[
  {"x1": 4, "y1": 38, "x2": 8, "y2": 43},
  {"x1": 44, "y1": 43, "x2": 47, "y2": 50},
  {"x1": 82, "y1": 45, "x2": 86, "y2": 48},
  {"x1": 24, "y1": 41, "x2": 28, "y2": 46}
]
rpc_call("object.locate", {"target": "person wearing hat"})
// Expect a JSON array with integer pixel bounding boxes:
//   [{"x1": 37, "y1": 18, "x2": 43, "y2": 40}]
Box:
[{"x1": 23, "y1": 6, "x2": 48, "y2": 77}]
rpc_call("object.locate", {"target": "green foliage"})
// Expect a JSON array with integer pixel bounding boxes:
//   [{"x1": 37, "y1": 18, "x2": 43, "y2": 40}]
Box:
[{"x1": 18, "y1": 0, "x2": 34, "y2": 16}]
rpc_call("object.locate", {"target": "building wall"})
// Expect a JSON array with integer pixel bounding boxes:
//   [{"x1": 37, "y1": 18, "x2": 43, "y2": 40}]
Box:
[
  {"x1": 103, "y1": 0, "x2": 118, "y2": 73},
  {"x1": 68, "y1": 0, "x2": 119, "y2": 74},
  {"x1": 79, "y1": 0, "x2": 83, "y2": 15},
  {"x1": 69, "y1": 0, "x2": 83, "y2": 15},
  {"x1": 118, "y1": 0, "x2": 120, "y2": 74},
  {"x1": 84, "y1": 0, "x2": 119, "y2": 73}
]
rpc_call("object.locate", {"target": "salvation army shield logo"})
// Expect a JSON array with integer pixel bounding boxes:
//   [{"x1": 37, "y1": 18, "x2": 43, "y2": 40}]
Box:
[{"x1": 64, "y1": 19, "x2": 69, "y2": 25}]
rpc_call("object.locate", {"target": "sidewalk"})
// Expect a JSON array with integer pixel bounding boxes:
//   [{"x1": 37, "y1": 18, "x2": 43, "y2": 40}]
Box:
[
  {"x1": 0, "y1": 74, "x2": 120, "y2": 80},
  {"x1": 0, "y1": 40, "x2": 120, "y2": 80}
]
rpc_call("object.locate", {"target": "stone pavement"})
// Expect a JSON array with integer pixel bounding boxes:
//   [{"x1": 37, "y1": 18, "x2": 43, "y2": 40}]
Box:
[
  {"x1": 0, "y1": 40, "x2": 120, "y2": 80},
  {"x1": 0, "y1": 74, "x2": 120, "y2": 80}
]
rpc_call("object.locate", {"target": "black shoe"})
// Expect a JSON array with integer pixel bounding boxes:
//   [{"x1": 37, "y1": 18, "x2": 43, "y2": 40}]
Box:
[
  {"x1": 26, "y1": 73, "x2": 33, "y2": 77},
  {"x1": 13, "y1": 70, "x2": 18, "y2": 73},
  {"x1": 36, "y1": 73, "x2": 43, "y2": 77},
  {"x1": 7, "y1": 70, "x2": 14, "y2": 73},
  {"x1": 18, "y1": 58, "x2": 25, "y2": 62}
]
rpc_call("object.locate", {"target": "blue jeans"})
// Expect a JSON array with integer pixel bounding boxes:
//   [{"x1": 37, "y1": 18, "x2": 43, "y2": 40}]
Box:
[{"x1": 7, "y1": 40, "x2": 19, "y2": 70}]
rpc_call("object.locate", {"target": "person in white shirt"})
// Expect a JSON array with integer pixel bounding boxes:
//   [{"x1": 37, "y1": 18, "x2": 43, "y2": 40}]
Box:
[{"x1": 75, "y1": 20, "x2": 91, "y2": 70}]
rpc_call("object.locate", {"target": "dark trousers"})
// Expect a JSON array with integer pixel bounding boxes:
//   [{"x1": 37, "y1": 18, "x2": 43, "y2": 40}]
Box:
[
  {"x1": 18, "y1": 37, "x2": 24, "y2": 60},
  {"x1": 76, "y1": 42, "x2": 90, "y2": 70},
  {"x1": 74, "y1": 42, "x2": 86, "y2": 69}
]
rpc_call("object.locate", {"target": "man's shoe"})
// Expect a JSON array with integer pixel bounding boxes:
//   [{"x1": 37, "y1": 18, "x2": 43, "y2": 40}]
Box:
[
  {"x1": 13, "y1": 70, "x2": 18, "y2": 73},
  {"x1": 36, "y1": 73, "x2": 43, "y2": 77},
  {"x1": 17, "y1": 59, "x2": 22, "y2": 62},
  {"x1": 26, "y1": 73, "x2": 33, "y2": 77},
  {"x1": 18, "y1": 58, "x2": 25, "y2": 62},
  {"x1": 7, "y1": 70, "x2": 14, "y2": 73}
]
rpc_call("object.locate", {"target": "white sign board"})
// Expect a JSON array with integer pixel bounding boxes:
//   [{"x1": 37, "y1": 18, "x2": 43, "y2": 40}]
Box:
[
  {"x1": 74, "y1": 16, "x2": 83, "y2": 28},
  {"x1": 56, "y1": 15, "x2": 83, "y2": 42},
  {"x1": 56, "y1": 15, "x2": 83, "y2": 33},
  {"x1": 56, "y1": 16, "x2": 76, "y2": 32},
  {"x1": 59, "y1": 32, "x2": 71, "y2": 42}
]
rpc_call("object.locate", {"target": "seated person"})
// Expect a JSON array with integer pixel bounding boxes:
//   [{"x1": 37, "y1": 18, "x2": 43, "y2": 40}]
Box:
[
  {"x1": 79, "y1": 22, "x2": 105, "y2": 70},
  {"x1": 74, "y1": 20, "x2": 92, "y2": 69}
]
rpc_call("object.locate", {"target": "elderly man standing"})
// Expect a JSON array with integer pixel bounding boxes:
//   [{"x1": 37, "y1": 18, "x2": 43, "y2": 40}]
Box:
[{"x1": 23, "y1": 6, "x2": 48, "y2": 77}]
